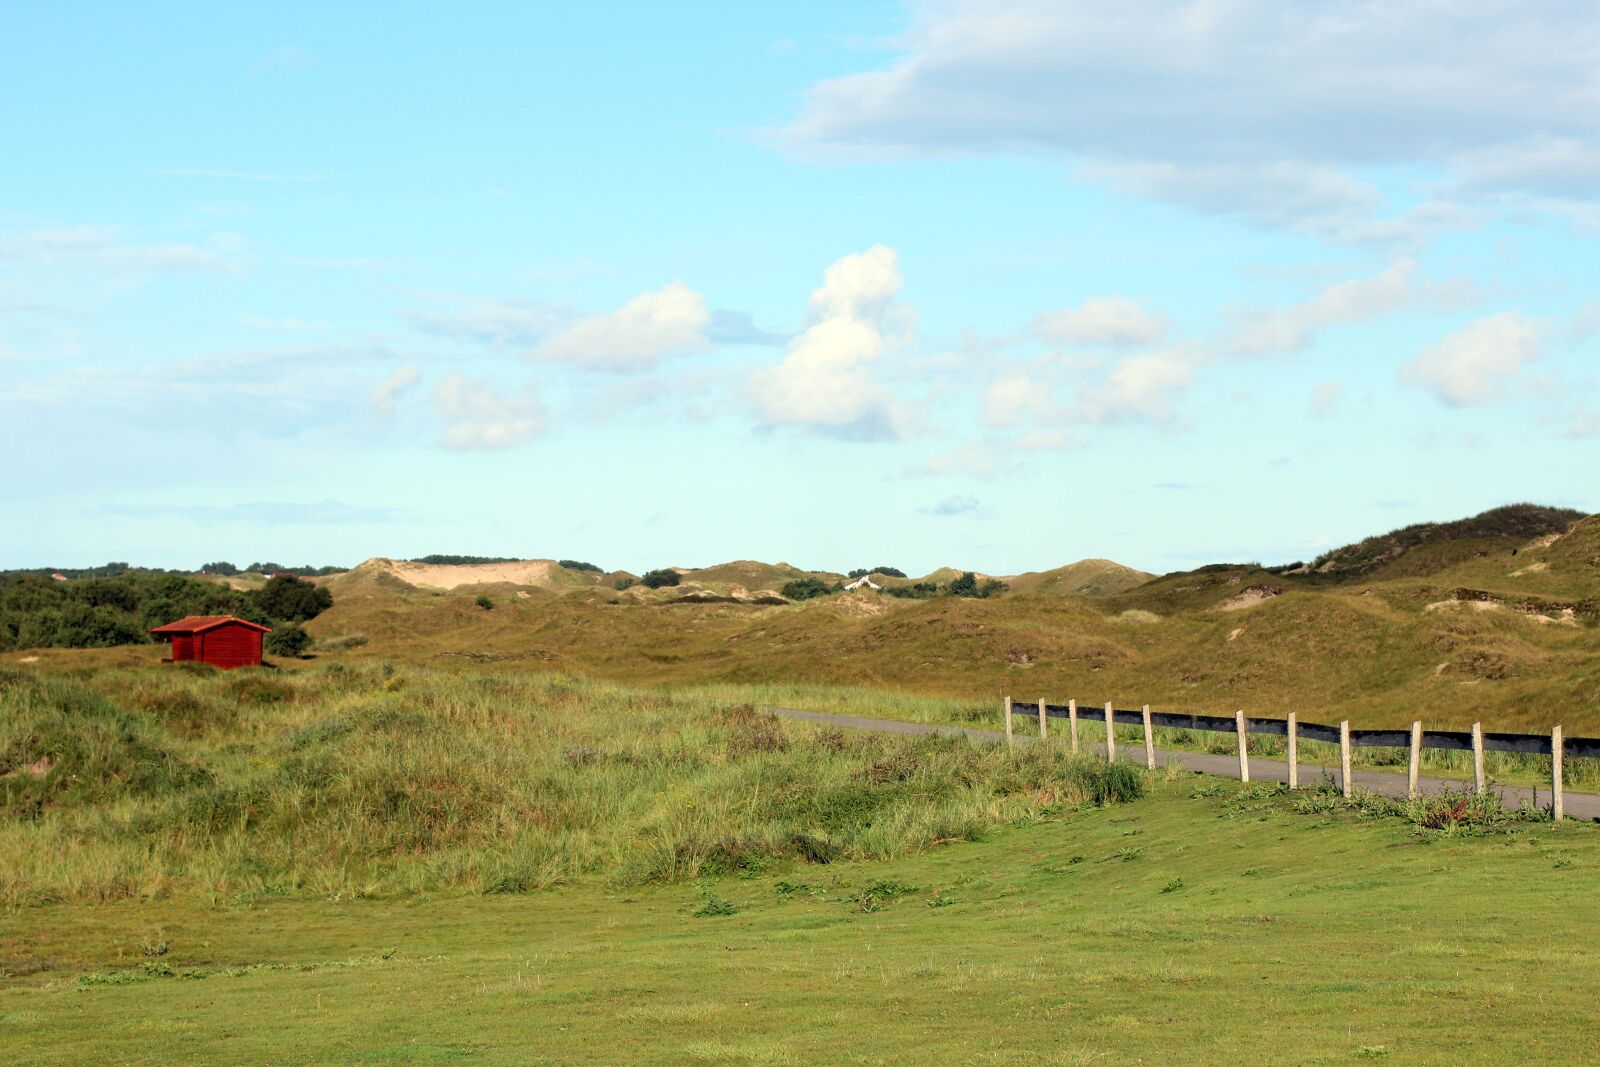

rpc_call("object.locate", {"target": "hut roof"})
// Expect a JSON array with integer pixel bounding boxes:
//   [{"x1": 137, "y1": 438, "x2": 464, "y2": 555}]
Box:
[{"x1": 148, "y1": 615, "x2": 272, "y2": 635}]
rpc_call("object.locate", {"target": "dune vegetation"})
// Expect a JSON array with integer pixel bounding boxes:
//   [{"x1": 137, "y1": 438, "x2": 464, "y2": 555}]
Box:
[{"x1": 0, "y1": 664, "x2": 1142, "y2": 907}]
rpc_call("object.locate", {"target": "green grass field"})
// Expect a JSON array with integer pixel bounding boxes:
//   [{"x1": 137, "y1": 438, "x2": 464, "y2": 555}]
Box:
[
  {"x1": 5, "y1": 778, "x2": 1596, "y2": 1065},
  {"x1": 4, "y1": 662, "x2": 1598, "y2": 1064}
]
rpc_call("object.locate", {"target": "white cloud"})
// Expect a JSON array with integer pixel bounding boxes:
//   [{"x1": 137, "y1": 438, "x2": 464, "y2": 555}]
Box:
[
  {"x1": 1078, "y1": 347, "x2": 1198, "y2": 423},
  {"x1": 530, "y1": 282, "x2": 710, "y2": 372},
  {"x1": 982, "y1": 372, "x2": 1053, "y2": 427},
  {"x1": 1572, "y1": 299, "x2": 1600, "y2": 345},
  {"x1": 904, "y1": 437, "x2": 1018, "y2": 478},
  {"x1": 746, "y1": 245, "x2": 913, "y2": 438},
  {"x1": 783, "y1": 2, "x2": 1600, "y2": 233},
  {"x1": 1311, "y1": 379, "x2": 1344, "y2": 416},
  {"x1": 1400, "y1": 312, "x2": 1541, "y2": 407},
  {"x1": 435, "y1": 374, "x2": 542, "y2": 449},
  {"x1": 1034, "y1": 296, "x2": 1170, "y2": 348},
  {"x1": 920, "y1": 493, "x2": 985, "y2": 517},
  {"x1": 1223, "y1": 259, "x2": 1418, "y2": 356},
  {"x1": 0, "y1": 225, "x2": 243, "y2": 275},
  {"x1": 369, "y1": 367, "x2": 422, "y2": 417},
  {"x1": 411, "y1": 299, "x2": 573, "y2": 347}
]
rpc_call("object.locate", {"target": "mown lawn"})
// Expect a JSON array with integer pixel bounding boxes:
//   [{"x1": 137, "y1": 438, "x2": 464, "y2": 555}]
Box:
[{"x1": 5, "y1": 779, "x2": 1597, "y2": 1066}]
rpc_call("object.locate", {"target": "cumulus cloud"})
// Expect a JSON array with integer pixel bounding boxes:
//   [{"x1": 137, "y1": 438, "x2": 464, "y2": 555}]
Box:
[
  {"x1": 982, "y1": 372, "x2": 1055, "y2": 428},
  {"x1": 1078, "y1": 347, "x2": 1199, "y2": 423},
  {"x1": 783, "y1": 2, "x2": 1600, "y2": 232},
  {"x1": 369, "y1": 366, "x2": 422, "y2": 417},
  {"x1": 530, "y1": 282, "x2": 710, "y2": 372},
  {"x1": 435, "y1": 374, "x2": 542, "y2": 450},
  {"x1": 746, "y1": 245, "x2": 913, "y2": 438},
  {"x1": 1034, "y1": 296, "x2": 1170, "y2": 348},
  {"x1": 1400, "y1": 312, "x2": 1541, "y2": 406}
]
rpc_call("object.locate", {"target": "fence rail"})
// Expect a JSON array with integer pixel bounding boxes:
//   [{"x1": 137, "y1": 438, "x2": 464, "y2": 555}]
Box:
[{"x1": 1003, "y1": 696, "x2": 1589, "y2": 820}]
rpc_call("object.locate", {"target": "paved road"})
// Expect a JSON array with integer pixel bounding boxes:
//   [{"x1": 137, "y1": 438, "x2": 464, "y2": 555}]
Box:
[{"x1": 763, "y1": 705, "x2": 1600, "y2": 822}]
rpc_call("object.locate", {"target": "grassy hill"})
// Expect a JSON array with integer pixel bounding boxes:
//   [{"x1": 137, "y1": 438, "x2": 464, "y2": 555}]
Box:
[
  {"x1": 1302, "y1": 503, "x2": 1586, "y2": 579},
  {"x1": 1004, "y1": 558, "x2": 1153, "y2": 597},
  {"x1": 5, "y1": 507, "x2": 1597, "y2": 735},
  {"x1": 4, "y1": 662, "x2": 1597, "y2": 1064}
]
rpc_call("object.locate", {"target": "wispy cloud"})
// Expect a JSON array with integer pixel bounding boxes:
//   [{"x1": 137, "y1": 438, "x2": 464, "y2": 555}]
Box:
[
  {"x1": 150, "y1": 167, "x2": 329, "y2": 183},
  {"x1": 919, "y1": 493, "x2": 986, "y2": 517},
  {"x1": 251, "y1": 46, "x2": 312, "y2": 77},
  {"x1": 0, "y1": 225, "x2": 245, "y2": 275},
  {"x1": 97, "y1": 499, "x2": 404, "y2": 525}
]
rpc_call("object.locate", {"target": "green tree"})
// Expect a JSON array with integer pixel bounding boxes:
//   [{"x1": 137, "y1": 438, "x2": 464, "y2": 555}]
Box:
[
  {"x1": 255, "y1": 575, "x2": 333, "y2": 622},
  {"x1": 613, "y1": 577, "x2": 636, "y2": 590},
  {"x1": 199, "y1": 561, "x2": 240, "y2": 576},
  {"x1": 641, "y1": 569, "x2": 681, "y2": 589},
  {"x1": 265, "y1": 622, "x2": 311, "y2": 658},
  {"x1": 948, "y1": 572, "x2": 979, "y2": 598}
]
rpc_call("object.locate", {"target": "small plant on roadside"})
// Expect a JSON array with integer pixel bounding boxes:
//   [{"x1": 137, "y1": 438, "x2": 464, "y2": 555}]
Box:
[{"x1": 139, "y1": 934, "x2": 169, "y2": 957}]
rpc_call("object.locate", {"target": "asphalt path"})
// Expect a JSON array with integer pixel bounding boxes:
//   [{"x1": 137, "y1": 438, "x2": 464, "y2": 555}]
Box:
[{"x1": 763, "y1": 705, "x2": 1600, "y2": 822}]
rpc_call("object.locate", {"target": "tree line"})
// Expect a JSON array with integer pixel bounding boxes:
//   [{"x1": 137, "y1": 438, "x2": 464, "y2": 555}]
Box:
[{"x1": 0, "y1": 572, "x2": 333, "y2": 654}]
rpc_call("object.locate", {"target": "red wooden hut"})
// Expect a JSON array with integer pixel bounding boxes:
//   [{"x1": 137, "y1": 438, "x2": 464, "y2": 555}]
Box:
[{"x1": 149, "y1": 616, "x2": 271, "y2": 669}]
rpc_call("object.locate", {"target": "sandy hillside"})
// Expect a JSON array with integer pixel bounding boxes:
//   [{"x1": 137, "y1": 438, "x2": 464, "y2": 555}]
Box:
[{"x1": 344, "y1": 557, "x2": 595, "y2": 591}]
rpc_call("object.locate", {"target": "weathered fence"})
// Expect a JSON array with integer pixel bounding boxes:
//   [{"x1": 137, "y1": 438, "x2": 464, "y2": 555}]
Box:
[{"x1": 1003, "y1": 696, "x2": 1597, "y2": 821}]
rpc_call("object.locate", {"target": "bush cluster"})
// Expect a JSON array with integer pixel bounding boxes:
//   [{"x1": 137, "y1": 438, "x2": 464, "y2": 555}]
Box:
[
  {"x1": 557, "y1": 560, "x2": 602, "y2": 574},
  {"x1": 883, "y1": 571, "x2": 1007, "y2": 600},
  {"x1": 780, "y1": 577, "x2": 838, "y2": 601},
  {"x1": 640, "y1": 569, "x2": 681, "y2": 589}
]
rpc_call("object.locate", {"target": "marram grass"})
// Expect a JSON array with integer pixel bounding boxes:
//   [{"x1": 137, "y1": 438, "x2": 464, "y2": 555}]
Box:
[{"x1": 0, "y1": 663, "x2": 1142, "y2": 906}]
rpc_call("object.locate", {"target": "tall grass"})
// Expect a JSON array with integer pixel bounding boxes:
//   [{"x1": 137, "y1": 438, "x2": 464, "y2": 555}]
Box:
[{"x1": 0, "y1": 664, "x2": 1141, "y2": 906}]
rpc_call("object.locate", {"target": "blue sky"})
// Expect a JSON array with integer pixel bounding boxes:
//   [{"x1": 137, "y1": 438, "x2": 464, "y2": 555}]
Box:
[{"x1": 3, "y1": 1, "x2": 1596, "y2": 574}]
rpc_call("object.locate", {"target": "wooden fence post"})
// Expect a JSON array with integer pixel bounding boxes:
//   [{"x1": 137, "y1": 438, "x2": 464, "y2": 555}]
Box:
[
  {"x1": 1552, "y1": 725, "x2": 1564, "y2": 822},
  {"x1": 1068, "y1": 699, "x2": 1079, "y2": 753},
  {"x1": 1286, "y1": 712, "x2": 1298, "y2": 790},
  {"x1": 1471, "y1": 722, "x2": 1486, "y2": 794},
  {"x1": 1340, "y1": 720, "x2": 1353, "y2": 799},
  {"x1": 1004, "y1": 696, "x2": 1013, "y2": 749},
  {"x1": 1408, "y1": 721, "x2": 1423, "y2": 799},
  {"x1": 1038, "y1": 698, "x2": 1048, "y2": 739},
  {"x1": 1142, "y1": 704, "x2": 1155, "y2": 770},
  {"x1": 1235, "y1": 710, "x2": 1250, "y2": 783},
  {"x1": 1104, "y1": 701, "x2": 1116, "y2": 762}
]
